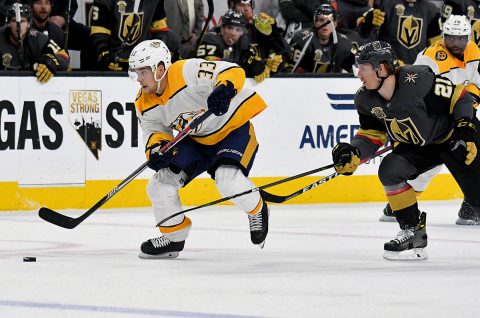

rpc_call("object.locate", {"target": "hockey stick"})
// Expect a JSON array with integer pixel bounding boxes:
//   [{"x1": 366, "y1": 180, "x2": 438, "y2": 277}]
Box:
[
  {"x1": 39, "y1": 110, "x2": 213, "y2": 229},
  {"x1": 156, "y1": 162, "x2": 337, "y2": 226},
  {"x1": 192, "y1": 0, "x2": 214, "y2": 57},
  {"x1": 157, "y1": 144, "x2": 392, "y2": 226},
  {"x1": 260, "y1": 145, "x2": 393, "y2": 203}
]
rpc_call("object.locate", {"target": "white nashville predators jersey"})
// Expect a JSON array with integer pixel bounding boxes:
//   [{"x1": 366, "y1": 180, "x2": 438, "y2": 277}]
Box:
[
  {"x1": 414, "y1": 40, "x2": 480, "y2": 100},
  {"x1": 134, "y1": 59, "x2": 267, "y2": 152}
]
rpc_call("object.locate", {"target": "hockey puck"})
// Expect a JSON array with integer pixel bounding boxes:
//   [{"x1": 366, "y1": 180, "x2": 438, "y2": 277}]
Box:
[{"x1": 23, "y1": 257, "x2": 36, "y2": 262}]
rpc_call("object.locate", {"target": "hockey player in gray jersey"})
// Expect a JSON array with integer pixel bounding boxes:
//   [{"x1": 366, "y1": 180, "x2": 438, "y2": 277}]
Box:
[
  {"x1": 289, "y1": 3, "x2": 356, "y2": 73},
  {"x1": 332, "y1": 41, "x2": 480, "y2": 260}
]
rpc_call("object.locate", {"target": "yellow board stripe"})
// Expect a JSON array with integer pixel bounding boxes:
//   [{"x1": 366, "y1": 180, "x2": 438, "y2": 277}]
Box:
[{"x1": 0, "y1": 174, "x2": 463, "y2": 211}]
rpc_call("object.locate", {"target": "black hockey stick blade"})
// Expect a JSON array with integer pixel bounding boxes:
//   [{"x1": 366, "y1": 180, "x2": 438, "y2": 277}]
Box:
[{"x1": 39, "y1": 207, "x2": 88, "y2": 229}]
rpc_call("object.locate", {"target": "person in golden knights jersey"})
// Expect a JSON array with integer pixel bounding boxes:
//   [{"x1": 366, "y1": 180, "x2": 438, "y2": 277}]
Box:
[
  {"x1": 332, "y1": 41, "x2": 480, "y2": 260},
  {"x1": 378, "y1": 15, "x2": 480, "y2": 224},
  {"x1": 128, "y1": 39, "x2": 269, "y2": 259}
]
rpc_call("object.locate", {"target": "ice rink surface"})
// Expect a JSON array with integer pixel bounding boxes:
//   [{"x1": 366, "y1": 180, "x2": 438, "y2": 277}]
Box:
[{"x1": 1, "y1": 200, "x2": 480, "y2": 318}]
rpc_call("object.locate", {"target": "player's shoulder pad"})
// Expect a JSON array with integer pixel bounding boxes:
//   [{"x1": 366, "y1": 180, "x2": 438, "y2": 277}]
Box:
[
  {"x1": 397, "y1": 65, "x2": 435, "y2": 97},
  {"x1": 354, "y1": 86, "x2": 374, "y2": 113},
  {"x1": 290, "y1": 29, "x2": 313, "y2": 46}
]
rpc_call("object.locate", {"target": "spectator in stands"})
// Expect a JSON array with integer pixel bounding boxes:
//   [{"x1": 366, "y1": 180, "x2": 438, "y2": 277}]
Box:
[
  {"x1": 228, "y1": 0, "x2": 289, "y2": 75},
  {"x1": 29, "y1": 0, "x2": 65, "y2": 48},
  {"x1": 164, "y1": 0, "x2": 204, "y2": 59},
  {"x1": 358, "y1": 0, "x2": 441, "y2": 65},
  {"x1": 196, "y1": 9, "x2": 275, "y2": 82},
  {"x1": 288, "y1": 3, "x2": 356, "y2": 73},
  {"x1": 90, "y1": 0, "x2": 180, "y2": 72},
  {"x1": 0, "y1": 3, "x2": 69, "y2": 83}
]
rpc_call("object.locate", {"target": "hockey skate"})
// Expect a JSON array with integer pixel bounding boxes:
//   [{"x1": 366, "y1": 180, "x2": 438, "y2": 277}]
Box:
[
  {"x1": 379, "y1": 203, "x2": 396, "y2": 222},
  {"x1": 138, "y1": 236, "x2": 185, "y2": 259},
  {"x1": 248, "y1": 201, "x2": 269, "y2": 248},
  {"x1": 456, "y1": 200, "x2": 480, "y2": 225},
  {"x1": 383, "y1": 212, "x2": 428, "y2": 261}
]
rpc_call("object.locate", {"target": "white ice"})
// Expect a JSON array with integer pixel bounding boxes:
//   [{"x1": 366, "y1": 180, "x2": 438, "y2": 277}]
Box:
[{"x1": 1, "y1": 200, "x2": 480, "y2": 318}]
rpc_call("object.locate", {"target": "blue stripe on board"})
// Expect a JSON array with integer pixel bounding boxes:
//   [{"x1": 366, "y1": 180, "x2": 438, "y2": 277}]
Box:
[
  {"x1": 326, "y1": 93, "x2": 355, "y2": 100},
  {"x1": 0, "y1": 300, "x2": 263, "y2": 318}
]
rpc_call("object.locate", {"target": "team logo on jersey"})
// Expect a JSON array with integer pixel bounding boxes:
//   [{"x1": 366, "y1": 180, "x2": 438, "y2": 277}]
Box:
[
  {"x1": 119, "y1": 13, "x2": 144, "y2": 45},
  {"x1": 435, "y1": 50, "x2": 447, "y2": 61},
  {"x1": 395, "y1": 4, "x2": 405, "y2": 16},
  {"x1": 170, "y1": 109, "x2": 206, "y2": 133},
  {"x1": 117, "y1": 1, "x2": 127, "y2": 13},
  {"x1": 404, "y1": 72, "x2": 418, "y2": 84},
  {"x1": 69, "y1": 90, "x2": 102, "y2": 159},
  {"x1": 472, "y1": 20, "x2": 480, "y2": 47},
  {"x1": 371, "y1": 107, "x2": 386, "y2": 119},
  {"x1": 385, "y1": 117, "x2": 425, "y2": 146},
  {"x1": 2, "y1": 53, "x2": 12, "y2": 68},
  {"x1": 397, "y1": 15, "x2": 423, "y2": 49}
]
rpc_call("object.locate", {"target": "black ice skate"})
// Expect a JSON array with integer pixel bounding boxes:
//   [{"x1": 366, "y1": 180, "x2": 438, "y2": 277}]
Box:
[
  {"x1": 138, "y1": 236, "x2": 185, "y2": 259},
  {"x1": 379, "y1": 203, "x2": 396, "y2": 222},
  {"x1": 383, "y1": 212, "x2": 428, "y2": 261},
  {"x1": 248, "y1": 201, "x2": 269, "y2": 248},
  {"x1": 456, "y1": 200, "x2": 480, "y2": 225}
]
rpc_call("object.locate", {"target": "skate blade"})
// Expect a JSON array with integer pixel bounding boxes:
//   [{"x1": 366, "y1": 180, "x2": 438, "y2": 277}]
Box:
[
  {"x1": 455, "y1": 218, "x2": 480, "y2": 225},
  {"x1": 379, "y1": 215, "x2": 396, "y2": 222},
  {"x1": 383, "y1": 248, "x2": 428, "y2": 261},
  {"x1": 257, "y1": 240, "x2": 266, "y2": 249},
  {"x1": 138, "y1": 251, "x2": 180, "y2": 259}
]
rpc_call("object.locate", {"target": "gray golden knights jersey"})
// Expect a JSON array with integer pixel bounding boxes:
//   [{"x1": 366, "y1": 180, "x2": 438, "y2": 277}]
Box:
[
  {"x1": 289, "y1": 29, "x2": 356, "y2": 73},
  {"x1": 90, "y1": 0, "x2": 167, "y2": 61},
  {"x1": 354, "y1": 65, "x2": 473, "y2": 154},
  {"x1": 134, "y1": 59, "x2": 267, "y2": 153},
  {"x1": 376, "y1": 0, "x2": 441, "y2": 64}
]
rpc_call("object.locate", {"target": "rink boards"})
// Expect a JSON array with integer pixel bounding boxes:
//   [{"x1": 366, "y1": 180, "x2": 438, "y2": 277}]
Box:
[{"x1": 0, "y1": 74, "x2": 464, "y2": 210}]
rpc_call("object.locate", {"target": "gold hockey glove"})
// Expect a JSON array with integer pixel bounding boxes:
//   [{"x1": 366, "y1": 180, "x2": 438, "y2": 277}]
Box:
[
  {"x1": 372, "y1": 9, "x2": 385, "y2": 27},
  {"x1": 332, "y1": 143, "x2": 361, "y2": 175},
  {"x1": 98, "y1": 51, "x2": 123, "y2": 72},
  {"x1": 266, "y1": 53, "x2": 283, "y2": 73},
  {"x1": 254, "y1": 13, "x2": 275, "y2": 35},
  {"x1": 450, "y1": 118, "x2": 478, "y2": 165},
  {"x1": 254, "y1": 66, "x2": 271, "y2": 83},
  {"x1": 34, "y1": 54, "x2": 59, "y2": 83}
]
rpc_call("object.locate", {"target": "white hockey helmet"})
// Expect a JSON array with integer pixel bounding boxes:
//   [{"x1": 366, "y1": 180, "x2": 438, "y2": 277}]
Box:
[
  {"x1": 128, "y1": 39, "x2": 171, "y2": 82},
  {"x1": 443, "y1": 15, "x2": 471, "y2": 38}
]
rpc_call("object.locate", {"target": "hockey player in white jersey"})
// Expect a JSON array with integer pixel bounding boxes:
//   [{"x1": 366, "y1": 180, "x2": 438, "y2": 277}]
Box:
[
  {"x1": 128, "y1": 39, "x2": 269, "y2": 259},
  {"x1": 379, "y1": 14, "x2": 480, "y2": 225}
]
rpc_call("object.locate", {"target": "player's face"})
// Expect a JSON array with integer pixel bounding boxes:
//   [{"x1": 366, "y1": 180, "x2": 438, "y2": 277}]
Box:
[
  {"x1": 221, "y1": 25, "x2": 245, "y2": 46},
  {"x1": 355, "y1": 63, "x2": 381, "y2": 89},
  {"x1": 132, "y1": 67, "x2": 157, "y2": 94},
  {"x1": 314, "y1": 15, "x2": 334, "y2": 39},
  {"x1": 32, "y1": 0, "x2": 52, "y2": 23},
  {"x1": 444, "y1": 35, "x2": 469, "y2": 57},
  {"x1": 9, "y1": 17, "x2": 29, "y2": 40},
  {"x1": 234, "y1": 3, "x2": 253, "y2": 21}
]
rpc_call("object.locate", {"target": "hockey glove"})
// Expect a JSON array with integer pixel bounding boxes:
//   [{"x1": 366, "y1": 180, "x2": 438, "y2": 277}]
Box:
[
  {"x1": 332, "y1": 143, "x2": 361, "y2": 176},
  {"x1": 254, "y1": 66, "x2": 271, "y2": 83},
  {"x1": 372, "y1": 9, "x2": 385, "y2": 27},
  {"x1": 266, "y1": 53, "x2": 283, "y2": 73},
  {"x1": 207, "y1": 80, "x2": 236, "y2": 116},
  {"x1": 98, "y1": 51, "x2": 123, "y2": 72},
  {"x1": 450, "y1": 118, "x2": 478, "y2": 165},
  {"x1": 254, "y1": 13, "x2": 275, "y2": 35},
  {"x1": 146, "y1": 141, "x2": 178, "y2": 171},
  {"x1": 35, "y1": 54, "x2": 59, "y2": 83}
]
